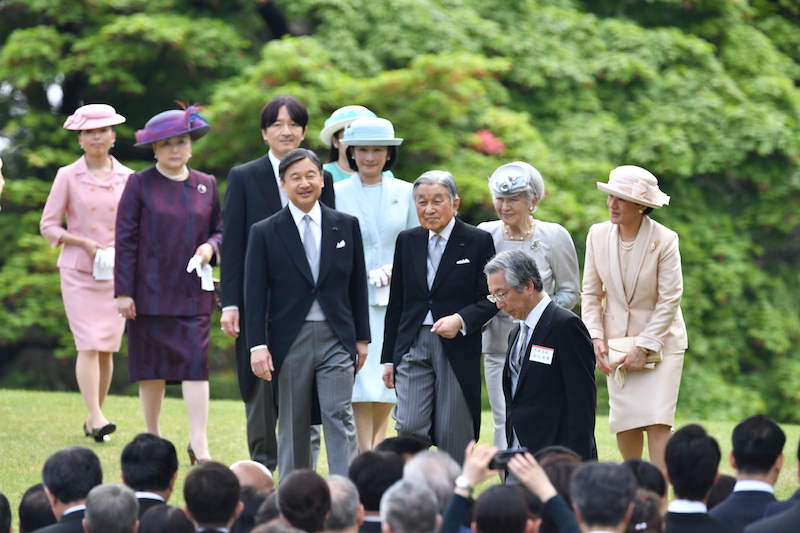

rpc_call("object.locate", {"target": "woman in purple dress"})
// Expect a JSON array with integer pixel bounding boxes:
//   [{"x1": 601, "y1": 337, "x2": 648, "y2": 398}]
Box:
[{"x1": 115, "y1": 105, "x2": 221, "y2": 463}]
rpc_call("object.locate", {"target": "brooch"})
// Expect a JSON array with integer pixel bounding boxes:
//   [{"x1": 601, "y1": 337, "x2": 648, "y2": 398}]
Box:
[
  {"x1": 197, "y1": 184, "x2": 207, "y2": 194},
  {"x1": 530, "y1": 239, "x2": 540, "y2": 252}
]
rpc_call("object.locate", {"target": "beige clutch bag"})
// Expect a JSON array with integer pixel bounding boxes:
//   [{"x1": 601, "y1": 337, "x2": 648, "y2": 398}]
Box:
[{"x1": 606, "y1": 337, "x2": 661, "y2": 389}]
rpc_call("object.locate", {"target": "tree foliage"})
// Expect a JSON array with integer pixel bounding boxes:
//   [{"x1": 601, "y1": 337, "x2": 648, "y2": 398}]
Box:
[{"x1": 3, "y1": 0, "x2": 800, "y2": 421}]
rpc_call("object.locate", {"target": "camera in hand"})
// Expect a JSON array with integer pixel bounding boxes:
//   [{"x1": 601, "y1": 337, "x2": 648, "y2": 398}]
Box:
[{"x1": 488, "y1": 447, "x2": 528, "y2": 470}]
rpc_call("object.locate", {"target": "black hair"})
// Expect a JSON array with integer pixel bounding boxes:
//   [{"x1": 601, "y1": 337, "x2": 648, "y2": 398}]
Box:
[
  {"x1": 139, "y1": 505, "x2": 194, "y2": 533},
  {"x1": 509, "y1": 485, "x2": 542, "y2": 519},
  {"x1": 328, "y1": 130, "x2": 343, "y2": 163},
  {"x1": 278, "y1": 148, "x2": 323, "y2": 180},
  {"x1": 348, "y1": 451, "x2": 405, "y2": 511},
  {"x1": 622, "y1": 458, "x2": 667, "y2": 498},
  {"x1": 731, "y1": 414, "x2": 786, "y2": 475},
  {"x1": 345, "y1": 145, "x2": 397, "y2": 172},
  {"x1": 19, "y1": 483, "x2": 57, "y2": 533},
  {"x1": 624, "y1": 489, "x2": 662, "y2": 533},
  {"x1": 374, "y1": 437, "x2": 426, "y2": 458},
  {"x1": 121, "y1": 433, "x2": 178, "y2": 492},
  {"x1": 707, "y1": 474, "x2": 736, "y2": 510},
  {"x1": 473, "y1": 485, "x2": 528, "y2": 533},
  {"x1": 277, "y1": 470, "x2": 331, "y2": 533},
  {"x1": 42, "y1": 446, "x2": 103, "y2": 504},
  {"x1": 0, "y1": 492, "x2": 10, "y2": 533},
  {"x1": 665, "y1": 424, "x2": 721, "y2": 501},
  {"x1": 570, "y1": 462, "x2": 637, "y2": 529},
  {"x1": 184, "y1": 461, "x2": 241, "y2": 527},
  {"x1": 255, "y1": 492, "x2": 280, "y2": 525},
  {"x1": 539, "y1": 453, "x2": 582, "y2": 533},
  {"x1": 232, "y1": 486, "x2": 268, "y2": 533},
  {"x1": 260, "y1": 96, "x2": 308, "y2": 131}
]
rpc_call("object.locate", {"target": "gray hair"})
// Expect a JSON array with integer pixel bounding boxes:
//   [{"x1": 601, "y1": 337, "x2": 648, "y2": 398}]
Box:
[
  {"x1": 402, "y1": 451, "x2": 460, "y2": 513},
  {"x1": 325, "y1": 475, "x2": 361, "y2": 531},
  {"x1": 570, "y1": 463, "x2": 637, "y2": 529},
  {"x1": 380, "y1": 481, "x2": 438, "y2": 533},
  {"x1": 484, "y1": 248, "x2": 543, "y2": 293},
  {"x1": 84, "y1": 484, "x2": 139, "y2": 533},
  {"x1": 413, "y1": 170, "x2": 459, "y2": 205},
  {"x1": 279, "y1": 148, "x2": 323, "y2": 180}
]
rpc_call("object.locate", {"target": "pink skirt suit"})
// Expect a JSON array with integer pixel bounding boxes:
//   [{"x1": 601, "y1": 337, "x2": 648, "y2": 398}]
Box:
[{"x1": 40, "y1": 155, "x2": 132, "y2": 352}]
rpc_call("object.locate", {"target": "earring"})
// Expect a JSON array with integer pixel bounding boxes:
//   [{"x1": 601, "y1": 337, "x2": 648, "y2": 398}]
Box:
[
  {"x1": 111, "y1": 143, "x2": 115, "y2": 147},
  {"x1": 154, "y1": 154, "x2": 157, "y2": 159},
  {"x1": 639, "y1": 209, "x2": 644, "y2": 214},
  {"x1": 189, "y1": 153, "x2": 192, "y2": 158}
]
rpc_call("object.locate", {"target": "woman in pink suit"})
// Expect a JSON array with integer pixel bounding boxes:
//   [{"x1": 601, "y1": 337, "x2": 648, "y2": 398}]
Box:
[
  {"x1": 115, "y1": 105, "x2": 221, "y2": 463},
  {"x1": 40, "y1": 104, "x2": 132, "y2": 442},
  {"x1": 582, "y1": 165, "x2": 687, "y2": 471}
]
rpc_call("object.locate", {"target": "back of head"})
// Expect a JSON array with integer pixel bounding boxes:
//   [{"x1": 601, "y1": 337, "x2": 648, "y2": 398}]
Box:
[
  {"x1": 42, "y1": 446, "x2": 103, "y2": 504},
  {"x1": 325, "y1": 475, "x2": 361, "y2": 532},
  {"x1": 570, "y1": 462, "x2": 637, "y2": 530},
  {"x1": 539, "y1": 453, "x2": 582, "y2": 533},
  {"x1": 19, "y1": 483, "x2": 56, "y2": 533},
  {"x1": 232, "y1": 486, "x2": 269, "y2": 533},
  {"x1": 665, "y1": 424, "x2": 721, "y2": 501},
  {"x1": 231, "y1": 460, "x2": 275, "y2": 494},
  {"x1": 121, "y1": 433, "x2": 178, "y2": 492},
  {"x1": 374, "y1": 437, "x2": 426, "y2": 460},
  {"x1": 622, "y1": 458, "x2": 667, "y2": 498},
  {"x1": 255, "y1": 492, "x2": 280, "y2": 525},
  {"x1": 472, "y1": 485, "x2": 528, "y2": 533},
  {"x1": 624, "y1": 489, "x2": 662, "y2": 533},
  {"x1": 706, "y1": 474, "x2": 736, "y2": 511},
  {"x1": 533, "y1": 446, "x2": 582, "y2": 463},
  {"x1": 402, "y1": 450, "x2": 460, "y2": 513},
  {"x1": 509, "y1": 486, "x2": 542, "y2": 520},
  {"x1": 139, "y1": 505, "x2": 194, "y2": 533},
  {"x1": 380, "y1": 481, "x2": 438, "y2": 533},
  {"x1": 731, "y1": 414, "x2": 786, "y2": 475},
  {"x1": 349, "y1": 452, "x2": 405, "y2": 512},
  {"x1": 0, "y1": 492, "x2": 10, "y2": 533},
  {"x1": 278, "y1": 470, "x2": 331, "y2": 533},
  {"x1": 252, "y1": 520, "x2": 309, "y2": 533},
  {"x1": 184, "y1": 461, "x2": 241, "y2": 528},
  {"x1": 85, "y1": 484, "x2": 139, "y2": 533}
]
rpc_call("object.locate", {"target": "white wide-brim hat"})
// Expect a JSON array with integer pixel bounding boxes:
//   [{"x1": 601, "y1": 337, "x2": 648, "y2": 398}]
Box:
[
  {"x1": 597, "y1": 165, "x2": 670, "y2": 209},
  {"x1": 319, "y1": 105, "x2": 377, "y2": 146},
  {"x1": 340, "y1": 117, "x2": 403, "y2": 146}
]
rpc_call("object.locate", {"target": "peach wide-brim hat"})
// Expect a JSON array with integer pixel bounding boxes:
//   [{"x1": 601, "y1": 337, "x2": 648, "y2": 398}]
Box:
[
  {"x1": 597, "y1": 165, "x2": 670, "y2": 209},
  {"x1": 63, "y1": 104, "x2": 126, "y2": 131}
]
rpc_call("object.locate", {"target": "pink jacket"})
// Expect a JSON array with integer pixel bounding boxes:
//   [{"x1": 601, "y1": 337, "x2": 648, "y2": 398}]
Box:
[{"x1": 40, "y1": 155, "x2": 133, "y2": 273}]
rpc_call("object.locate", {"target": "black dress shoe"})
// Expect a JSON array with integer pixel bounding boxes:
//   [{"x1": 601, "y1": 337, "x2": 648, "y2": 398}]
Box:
[{"x1": 90, "y1": 423, "x2": 116, "y2": 443}]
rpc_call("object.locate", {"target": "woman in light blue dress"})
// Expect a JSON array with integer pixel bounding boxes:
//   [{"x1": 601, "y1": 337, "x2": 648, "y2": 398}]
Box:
[{"x1": 335, "y1": 117, "x2": 417, "y2": 451}]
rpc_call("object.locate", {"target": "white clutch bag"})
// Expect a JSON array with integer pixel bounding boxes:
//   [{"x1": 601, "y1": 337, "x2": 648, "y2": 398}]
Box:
[{"x1": 606, "y1": 336, "x2": 661, "y2": 388}]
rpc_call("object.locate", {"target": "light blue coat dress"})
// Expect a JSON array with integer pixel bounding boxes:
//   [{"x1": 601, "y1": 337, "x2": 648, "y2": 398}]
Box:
[{"x1": 335, "y1": 174, "x2": 418, "y2": 403}]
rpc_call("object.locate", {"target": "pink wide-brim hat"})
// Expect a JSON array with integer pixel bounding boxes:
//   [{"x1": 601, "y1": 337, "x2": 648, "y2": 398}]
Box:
[
  {"x1": 134, "y1": 105, "x2": 210, "y2": 147},
  {"x1": 597, "y1": 165, "x2": 670, "y2": 209},
  {"x1": 63, "y1": 104, "x2": 126, "y2": 131}
]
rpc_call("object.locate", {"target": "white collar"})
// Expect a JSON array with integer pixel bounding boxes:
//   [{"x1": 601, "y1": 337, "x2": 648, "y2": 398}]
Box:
[
  {"x1": 268, "y1": 150, "x2": 281, "y2": 173},
  {"x1": 523, "y1": 293, "x2": 552, "y2": 331},
  {"x1": 362, "y1": 515, "x2": 382, "y2": 523},
  {"x1": 733, "y1": 480, "x2": 774, "y2": 493},
  {"x1": 63, "y1": 504, "x2": 86, "y2": 516},
  {"x1": 428, "y1": 216, "x2": 456, "y2": 242},
  {"x1": 288, "y1": 199, "x2": 322, "y2": 226},
  {"x1": 135, "y1": 491, "x2": 166, "y2": 501},
  {"x1": 667, "y1": 499, "x2": 707, "y2": 513}
]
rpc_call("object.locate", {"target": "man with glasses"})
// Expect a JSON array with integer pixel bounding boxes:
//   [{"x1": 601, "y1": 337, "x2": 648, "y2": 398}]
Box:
[
  {"x1": 484, "y1": 248, "x2": 596, "y2": 461},
  {"x1": 381, "y1": 170, "x2": 497, "y2": 465}
]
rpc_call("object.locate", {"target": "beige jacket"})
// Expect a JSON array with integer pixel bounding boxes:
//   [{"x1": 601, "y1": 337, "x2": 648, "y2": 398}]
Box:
[{"x1": 581, "y1": 216, "x2": 688, "y2": 354}]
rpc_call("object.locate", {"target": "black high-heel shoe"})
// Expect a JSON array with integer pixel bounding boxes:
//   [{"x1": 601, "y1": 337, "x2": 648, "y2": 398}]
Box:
[{"x1": 90, "y1": 423, "x2": 116, "y2": 443}]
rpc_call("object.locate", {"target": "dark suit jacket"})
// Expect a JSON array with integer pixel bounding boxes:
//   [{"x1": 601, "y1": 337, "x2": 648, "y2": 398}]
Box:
[
  {"x1": 381, "y1": 219, "x2": 497, "y2": 438},
  {"x1": 745, "y1": 500, "x2": 800, "y2": 533},
  {"x1": 503, "y1": 301, "x2": 596, "y2": 461},
  {"x1": 709, "y1": 490, "x2": 776, "y2": 531},
  {"x1": 764, "y1": 488, "x2": 800, "y2": 517},
  {"x1": 115, "y1": 167, "x2": 222, "y2": 316},
  {"x1": 359, "y1": 520, "x2": 383, "y2": 533},
  {"x1": 244, "y1": 203, "x2": 369, "y2": 377},
  {"x1": 665, "y1": 512, "x2": 740, "y2": 533},
  {"x1": 137, "y1": 496, "x2": 166, "y2": 518},
  {"x1": 221, "y1": 154, "x2": 334, "y2": 400},
  {"x1": 36, "y1": 509, "x2": 86, "y2": 533}
]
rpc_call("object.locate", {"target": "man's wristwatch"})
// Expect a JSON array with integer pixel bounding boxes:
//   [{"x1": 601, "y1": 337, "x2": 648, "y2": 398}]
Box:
[{"x1": 454, "y1": 475, "x2": 474, "y2": 495}]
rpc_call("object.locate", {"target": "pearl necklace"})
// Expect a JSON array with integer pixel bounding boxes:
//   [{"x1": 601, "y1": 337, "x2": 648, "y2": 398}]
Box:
[
  {"x1": 156, "y1": 163, "x2": 189, "y2": 181},
  {"x1": 503, "y1": 216, "x2": 535, "y2": 241}
]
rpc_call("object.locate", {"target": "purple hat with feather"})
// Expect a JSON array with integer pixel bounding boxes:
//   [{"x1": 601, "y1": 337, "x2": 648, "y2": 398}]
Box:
[{"x1": 134, "y1": 104, "x2": 210, "y2": 147}]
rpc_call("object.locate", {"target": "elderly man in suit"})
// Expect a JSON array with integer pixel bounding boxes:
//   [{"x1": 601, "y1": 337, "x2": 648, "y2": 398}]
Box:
[
  {"x1": 245, "y1": 148, "x2": 369, "y2": 477},
  {"x1": 38, "y1": 447, "x2": 103, "y2": 533},
  {"x1": 381, "y1": 170, "x2": 497, "y2": 465},
  {"x1": 221, "y1": 96, "x2": 335, "y2": 471},
  {"x1": 82, "y1": 484, "x2": 138, "y2": 533},
  {"x1": 484, "y1": 248, "x2": 596, "y2": 460}
]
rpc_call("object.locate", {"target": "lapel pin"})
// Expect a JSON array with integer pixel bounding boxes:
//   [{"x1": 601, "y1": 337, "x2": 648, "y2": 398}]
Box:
[
  {"x1": 650, "y1": 240, "x2": 659, "y2": 252},
  {"x1": 530, "y1": 239, "x2": 540, "y2": 252},
  {"x1": 197, "y1": 184, "x2": 207, "y2": 194}
]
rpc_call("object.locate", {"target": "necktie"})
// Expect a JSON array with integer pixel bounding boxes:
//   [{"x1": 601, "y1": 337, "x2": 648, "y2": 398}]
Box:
[
  {"x1": 303, "y1": 214, "x2": 318, "y2": 282},
  {"x1": 427, "y1": 234, "x2": 443, "y2": 289},
  {"x1": 514, "y1": 322, "x2": 529, "y2": 372}
]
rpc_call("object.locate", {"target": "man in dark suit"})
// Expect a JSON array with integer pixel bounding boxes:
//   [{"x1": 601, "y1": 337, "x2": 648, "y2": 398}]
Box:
[
  {"x1": 745, "y1": 442, "x2": 800, "y2": 533},
  {"x1": 570, "y1": 462, "x2": 637, "y2": 533},
  {"x1": 184, "y1": 462, "x2": 243, "y2": 532},
  {"x1": 221, "y1": 96, "x2": 335, "y2": 471},
  {"x1": 381, "y1": 170, "x2": 497, "y2": 466},
  {"x1": 664, "y1": 424, "x2": 738, "y2": 533},
  {"x1": 38, "y1": 447, "x2": 102, "y2": 533},
  {"x1": 120, "y1": 433, "x2": 178, "y2": 517},
  {"x1": 348, "y1": 451, "x2": 405, "y2": 533},
  {"x1": 325, "y1": 475, "x2": 364, "y2": 533},
  {"x1": 245, "y1": 148, "x2": 369, "y2": 477},
  {"x1": 83, "y1": 484, "x2": 138, "y2": 533},
  {"x1": 761, "y1": 438, "x2": 800, "y2": 518},
  {"x1": 484, "y1": 248, "x2": 596, "y2": 461},
  {"x1": 709, "y1": 415, "x2": 785, "y2": 531}
]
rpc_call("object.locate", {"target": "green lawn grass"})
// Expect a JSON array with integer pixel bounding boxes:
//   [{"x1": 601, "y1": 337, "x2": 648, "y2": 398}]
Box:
[{"x1": 1, "y1": 388, "x2": 798, "y2": 528}]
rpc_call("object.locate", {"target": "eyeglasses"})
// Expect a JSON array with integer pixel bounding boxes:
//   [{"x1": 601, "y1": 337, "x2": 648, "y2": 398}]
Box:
[{"x1": 486, "y1": 291, "x2": 509, "y2": 304}]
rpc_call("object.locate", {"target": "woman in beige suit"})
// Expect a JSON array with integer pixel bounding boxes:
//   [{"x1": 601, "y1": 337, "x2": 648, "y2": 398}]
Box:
[{"x1": 582, "y1": 165, "x2": 687, "y2": 470}]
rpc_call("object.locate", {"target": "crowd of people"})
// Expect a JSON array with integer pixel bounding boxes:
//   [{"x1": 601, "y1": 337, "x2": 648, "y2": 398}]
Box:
[{"x1": 2, "y1": 415, "x2": 800, "y2": 533}]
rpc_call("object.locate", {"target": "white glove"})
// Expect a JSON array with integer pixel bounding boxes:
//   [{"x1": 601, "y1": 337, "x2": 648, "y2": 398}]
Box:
[
  {"x1": 368, "y1": 268, "x2": 389, "y2": 287},
  {"x1": 186, "y1": 255, "x2": 215, "y2": 291},
  {"x1": 92, "y1": 248, "x2": 114, "y2": 280}
]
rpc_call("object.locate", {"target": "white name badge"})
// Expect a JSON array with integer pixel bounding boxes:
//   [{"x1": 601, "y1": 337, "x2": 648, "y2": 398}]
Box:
[{"x1": 529, "y1": 345, "x2": 554, "y2": 365}]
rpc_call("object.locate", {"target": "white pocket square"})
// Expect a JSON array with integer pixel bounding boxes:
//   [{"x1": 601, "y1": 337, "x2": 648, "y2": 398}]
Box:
[
  {"x1": 336, "y1": 240, "x2": 346, "y2": 248},
  {"x1": 456, "y1": 258, "x2": 470, "y2": 264}
]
